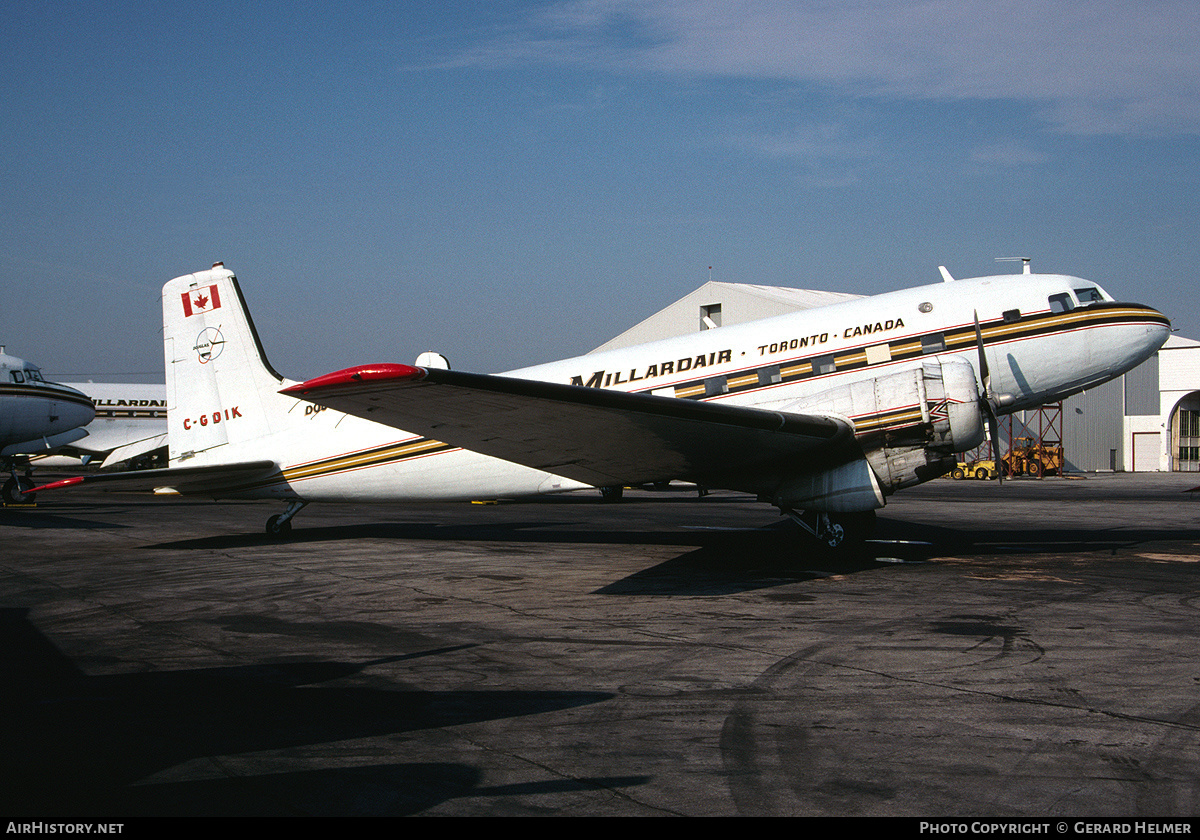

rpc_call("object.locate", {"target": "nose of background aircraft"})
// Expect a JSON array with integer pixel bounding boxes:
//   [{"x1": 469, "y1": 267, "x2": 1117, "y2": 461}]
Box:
[{"x1": 52, "y1": 384, "x2": 97, "y2": 431}]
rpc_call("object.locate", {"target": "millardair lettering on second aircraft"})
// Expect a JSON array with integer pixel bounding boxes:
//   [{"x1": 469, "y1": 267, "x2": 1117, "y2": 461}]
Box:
[
  {"x1": 569, "y1": 315, "x2": 905, "y2": 388},
  {"x1": 93, "y1": 397, "x2": 167, "y2": 408}
]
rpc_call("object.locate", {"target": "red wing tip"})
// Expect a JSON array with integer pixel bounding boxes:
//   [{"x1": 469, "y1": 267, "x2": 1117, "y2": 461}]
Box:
[
  {"x1": 28, "y1": 476, "x2": 86, "y2": 493},
  {"x1": 281, "y1": 364, "x2": 427, "y2": 396}
]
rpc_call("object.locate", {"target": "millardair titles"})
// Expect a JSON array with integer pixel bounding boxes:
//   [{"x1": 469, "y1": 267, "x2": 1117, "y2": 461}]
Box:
[{"x1": 569, "y1": 316, "x2": 906, "y2": 389}]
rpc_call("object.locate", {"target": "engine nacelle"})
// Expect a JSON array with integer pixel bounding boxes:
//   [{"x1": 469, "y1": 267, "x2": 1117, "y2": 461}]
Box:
[{"x1": 777, "y1": 357, "x2": 985, "y2": 503}]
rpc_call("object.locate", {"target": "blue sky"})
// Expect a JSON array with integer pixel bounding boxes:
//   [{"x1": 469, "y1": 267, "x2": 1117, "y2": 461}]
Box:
[{"x1": 4, "y1": 1, "x2": 1199, "y2": 381}]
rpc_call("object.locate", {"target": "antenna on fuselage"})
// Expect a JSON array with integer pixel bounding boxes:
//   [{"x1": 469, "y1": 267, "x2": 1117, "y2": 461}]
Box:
[
  {"x1": 996, "y1": 257, "x2": 1032, "y2": 274},
  {"x1": 938, "y1": 266, "x2": 955, "y2": 283}
]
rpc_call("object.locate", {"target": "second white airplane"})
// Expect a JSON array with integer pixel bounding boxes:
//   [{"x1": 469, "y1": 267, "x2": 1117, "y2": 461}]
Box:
[{"x1": 38, "y1": 262, "x2": 1170, "y2": 545}]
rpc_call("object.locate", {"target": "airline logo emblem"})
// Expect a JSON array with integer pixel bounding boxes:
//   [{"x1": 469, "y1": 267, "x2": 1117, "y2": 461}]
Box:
[
  {"x1": 194, "y1": 327, "x2": 225, "y2": 364},
  {"x1": 181, "y1": 285, "x2": 222, "y2": 317}
]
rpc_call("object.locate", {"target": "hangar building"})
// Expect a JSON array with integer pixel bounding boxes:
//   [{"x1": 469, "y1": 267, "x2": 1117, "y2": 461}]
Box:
[{"x1": 590, "y1": 281, "x2": 1200, "y2": 473}]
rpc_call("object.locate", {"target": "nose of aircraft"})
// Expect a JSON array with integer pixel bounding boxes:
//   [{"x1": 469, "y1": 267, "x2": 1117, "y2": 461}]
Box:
[
  {"x1": 1126, "y1": 303, "x2": 1172, "y2": 369},
  {"x1": 1144, "y1": 305, "x2": 1172, "y2": 348}
]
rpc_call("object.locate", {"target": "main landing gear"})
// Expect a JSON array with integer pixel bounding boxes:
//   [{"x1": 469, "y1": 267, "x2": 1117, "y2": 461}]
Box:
[
  {"x1": 3, "y1": 463, "x2": 36, "y2": 505},
  {"x1": 784, "y1": 509, "x2": 876, "y2": 550},
  {"x1": 266, "y1": 500, "x2": 308, "y2": 536}
]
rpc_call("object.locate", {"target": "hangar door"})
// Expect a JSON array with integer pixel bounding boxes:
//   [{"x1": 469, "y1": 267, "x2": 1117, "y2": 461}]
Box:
[
  {"x1": 1171, "y1": 394, "x2": 1200, "y2": 472},
  {"x1": 1132, "y1": 432, "x2": 1161, "y2": 472}
]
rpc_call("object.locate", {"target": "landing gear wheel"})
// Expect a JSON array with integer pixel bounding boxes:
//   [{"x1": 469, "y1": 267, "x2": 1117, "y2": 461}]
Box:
[
  {"x1": 786, "y1": 509, "x2": 875, "y2": 551},
  {"x1": 3, "y1": 476, "x2": 35, "y2": 504},
  {"x1": 266, "y1": 514, "x2": 293, "y2": 536},
  {"x1": 822, "y1": 521, "x2": 846, "y2": 548}
]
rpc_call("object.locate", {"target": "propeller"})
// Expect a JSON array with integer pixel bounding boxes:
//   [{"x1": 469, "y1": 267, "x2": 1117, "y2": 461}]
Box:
[{"x1": 973, "y1": 310, "x2": 1004, "y2": 484}]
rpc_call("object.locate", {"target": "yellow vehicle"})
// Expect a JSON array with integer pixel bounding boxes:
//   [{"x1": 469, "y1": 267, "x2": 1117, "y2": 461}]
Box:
[
  {"x1": 1001, "y1": 438, "x2": 1065, "y2": 478},
  {"x1": 950, "y1": 459, "x2": 999, "y2": 480}
]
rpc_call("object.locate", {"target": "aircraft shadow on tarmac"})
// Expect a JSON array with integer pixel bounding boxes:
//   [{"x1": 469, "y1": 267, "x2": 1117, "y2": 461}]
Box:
[
  {"x1": 136, "y1": 510, "x2": 1200, "y2": 597},
  {"x1": 0, "y1": 608, "x2": 634, "y2": 817}
]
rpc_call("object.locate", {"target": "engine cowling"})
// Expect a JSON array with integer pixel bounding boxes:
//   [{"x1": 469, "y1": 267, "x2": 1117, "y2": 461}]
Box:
[{"x1": 772, "y1": 357, "x2": 985, "y2": 509}]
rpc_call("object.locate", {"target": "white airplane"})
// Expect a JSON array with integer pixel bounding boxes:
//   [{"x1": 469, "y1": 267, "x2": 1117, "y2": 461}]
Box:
[
  {"x1": 34, "y1": 262, "x2": 1170, "y2": 546},
  {"x1": 1, "y1": 347, "x2": 96, "y2": 503}
]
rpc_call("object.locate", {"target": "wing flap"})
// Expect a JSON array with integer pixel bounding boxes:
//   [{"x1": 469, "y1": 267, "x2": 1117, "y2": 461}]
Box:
[{"x1": 281, "y1": 365, "x2": 859, "y2": 489}]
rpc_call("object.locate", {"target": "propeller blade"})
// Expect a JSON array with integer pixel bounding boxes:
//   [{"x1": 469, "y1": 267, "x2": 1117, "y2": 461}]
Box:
[
  {"x1": 974, "y1": 310, "x2": 1002, "y2": 484},
  {"x1": 986, "y1": 402, "x2": 1003, "y2": 486},
  {"x1": 973, "y1": 310, "x2": 991, "y2": 396}
]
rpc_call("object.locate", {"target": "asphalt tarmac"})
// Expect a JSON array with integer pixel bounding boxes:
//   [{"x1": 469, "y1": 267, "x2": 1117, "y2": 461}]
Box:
[{"x1": 2, "y1": 472, "x2": 1199, "y2": 817}]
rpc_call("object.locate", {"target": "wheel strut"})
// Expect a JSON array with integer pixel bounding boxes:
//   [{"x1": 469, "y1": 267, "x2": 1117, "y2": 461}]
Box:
[
  {"x1": 785, "y1": 509, "x2": 846, "y2": 548},
  {"x1": 266, "y1": 500, "x2": 308, "y2": 536}
]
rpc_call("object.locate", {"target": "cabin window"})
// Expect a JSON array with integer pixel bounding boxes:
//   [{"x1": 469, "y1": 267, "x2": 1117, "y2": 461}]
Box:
[
  {"x1": 865, "y1": 343, "x2": 891, "y2": 365},
  {"x1": 704, "y1": 375, "x2": 728, "y2": 396},
  {"x1": 758, "y1": 365, "x2": 781, "y2": 385},
  {"x1": 1048, "y1": 293, "x2": 1074, "y2": 313},
  {"x1": 1074, "y1": 287, "x2": 1103, "y2": 304},
  {"x1": 1003, "y1": 309, "x2": 1021, "y2": 323},
  {"x1": 812, "y1": 354, "x2": 836, "y2": 375},
  {"x1": 921, "y1": 333, "x2": 945, "y2": 354}
]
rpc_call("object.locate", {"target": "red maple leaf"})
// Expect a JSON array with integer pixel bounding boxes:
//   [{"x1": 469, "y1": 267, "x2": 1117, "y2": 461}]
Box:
[{"x1": 194, "y1": 293, "x2": 209, "y2": 309}]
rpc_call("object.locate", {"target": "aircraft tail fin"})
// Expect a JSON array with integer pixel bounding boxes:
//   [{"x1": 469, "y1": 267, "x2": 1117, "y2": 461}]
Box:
[{"x1": 162, "y1": 263, "x2": 292, "y2": 464}]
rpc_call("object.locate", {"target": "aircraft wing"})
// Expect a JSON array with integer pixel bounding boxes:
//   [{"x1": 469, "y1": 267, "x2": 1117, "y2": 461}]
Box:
[
  {"x1": 29, "y1": 460, "x2": 279, "y2": 496},
  {"x1": 281, "y1": 364, "x2": 860, "y2": 490}
]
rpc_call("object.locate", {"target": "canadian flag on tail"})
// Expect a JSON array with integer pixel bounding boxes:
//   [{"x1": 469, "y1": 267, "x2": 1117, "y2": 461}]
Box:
[{"x1": 181, "y1": 285, "x2": 222, "y2": 317}]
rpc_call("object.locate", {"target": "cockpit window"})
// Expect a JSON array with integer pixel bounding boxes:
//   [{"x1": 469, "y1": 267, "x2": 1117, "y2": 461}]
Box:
[
  {"x1": 25, "y1": 369, "x2": 43, "y2": 382},
  {"x1": 1048, "y1": 293, "x2": 1074, "y2": 313},
  {"x1": 1074, "y1": 287, "x2": 1103, "y2": 304},
  {"x1": 10, "y1": 370, "x2": 24, "y2": 383}
]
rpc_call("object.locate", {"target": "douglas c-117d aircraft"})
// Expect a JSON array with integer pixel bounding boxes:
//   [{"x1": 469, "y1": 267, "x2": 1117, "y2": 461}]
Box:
[{"x1": 35, "y1": 262, "x2": 1170, "y2": 546}]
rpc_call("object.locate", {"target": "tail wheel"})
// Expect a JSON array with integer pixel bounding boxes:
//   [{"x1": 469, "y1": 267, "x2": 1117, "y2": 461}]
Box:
[{"x1": 266, "y1": 514, "x2": 293, "y2": 536}]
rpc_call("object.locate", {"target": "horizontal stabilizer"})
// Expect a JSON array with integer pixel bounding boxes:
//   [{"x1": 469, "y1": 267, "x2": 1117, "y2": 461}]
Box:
[
  {"x1": 29, "y1": 460, "x2": 279, "y2": 496},
  {"x1": 282, "y1": 365, "x2": 860, "y2": 489},
  {"x1": 98, "y1": 433, "x2": 169, "y2": 468}
]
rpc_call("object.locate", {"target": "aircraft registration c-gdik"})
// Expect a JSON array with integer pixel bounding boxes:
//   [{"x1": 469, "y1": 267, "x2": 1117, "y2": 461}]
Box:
[{"x1": 36, "y1": 262, "x2": 1170, "y2": 547}]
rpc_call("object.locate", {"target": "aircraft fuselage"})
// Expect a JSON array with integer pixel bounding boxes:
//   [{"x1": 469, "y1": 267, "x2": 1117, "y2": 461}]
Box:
[{"x1": 185, "y1": 271, "x2": 1167, "y2": 506}]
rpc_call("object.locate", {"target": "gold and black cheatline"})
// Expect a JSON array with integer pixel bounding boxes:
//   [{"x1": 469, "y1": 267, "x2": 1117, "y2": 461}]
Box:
[
  {"x1": 632, "y1": 302, "x2": 1169, "y2": 405},
  {"x1": 224, "y1": 436, "x2": 459, "y2": 493}
]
